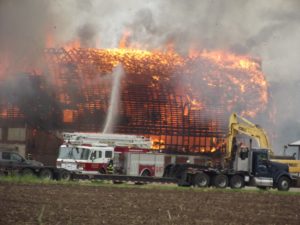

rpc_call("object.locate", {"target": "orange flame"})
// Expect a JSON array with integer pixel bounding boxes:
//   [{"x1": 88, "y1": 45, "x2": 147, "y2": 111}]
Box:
[
  {"x1": 64, "y1": 39, "x2": 81, "y2": 51},
  {"x1": 119, "y1": 30, "x2": 131, "y2": 49}
]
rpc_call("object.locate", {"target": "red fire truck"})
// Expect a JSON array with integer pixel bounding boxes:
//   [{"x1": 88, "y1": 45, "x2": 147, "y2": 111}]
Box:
[{"x1": 56, "y1": 133, "x2": 210, "y2": 183}]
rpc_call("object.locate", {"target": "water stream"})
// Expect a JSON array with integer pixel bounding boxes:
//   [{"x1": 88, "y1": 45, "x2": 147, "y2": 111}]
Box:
[{"x1": 103, "y1": 64, "x2": 124, "y2": 133}]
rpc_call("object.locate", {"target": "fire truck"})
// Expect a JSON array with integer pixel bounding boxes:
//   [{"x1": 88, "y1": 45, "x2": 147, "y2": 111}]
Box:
[
  {"x1": 56, "y1": 133, "x2": 153, "y2": 175},
  {"x1": 56, "y1": 133, "x2": 210, "y2": 183}
]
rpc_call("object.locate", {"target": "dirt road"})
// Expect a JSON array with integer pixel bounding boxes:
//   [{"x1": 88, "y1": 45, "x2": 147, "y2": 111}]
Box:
[{"x1": 0, "y1": 182, "x2": 300, "y2": 225}]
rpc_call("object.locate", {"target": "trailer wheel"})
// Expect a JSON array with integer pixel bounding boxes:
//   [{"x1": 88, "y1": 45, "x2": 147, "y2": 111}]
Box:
[
  {"x1": 39, "y1": 169, "x2": 53, "y2": 180},
  {"x1": 214, "y1": 174, "x2": 228, "y2": 188},
  {"x1": 193, "y1": 172, "x2": 210, "y2": 187},
  {"x1": 58, "y1": 170, "x2": 71, "y2": 181},
  {"x1": 277, "y1": 176, "x2": 290, "y2": 191},
  {"x1": 230, "y1": 175, "x2": 244, "y2": 189}
]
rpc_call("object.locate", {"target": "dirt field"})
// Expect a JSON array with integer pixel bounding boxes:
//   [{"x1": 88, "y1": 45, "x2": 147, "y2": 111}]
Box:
[{"x1": 0, "y1": 182, "x2": 300, "y2": 225}]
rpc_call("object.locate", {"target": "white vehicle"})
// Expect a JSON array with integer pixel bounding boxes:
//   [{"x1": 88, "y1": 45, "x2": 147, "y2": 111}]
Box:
[
  {"x1": 56, "y1": 144, "x2": 114, "y2": 174},
  {"x1": 56, "y1": 133, "x2": 152, "y2": 175}
]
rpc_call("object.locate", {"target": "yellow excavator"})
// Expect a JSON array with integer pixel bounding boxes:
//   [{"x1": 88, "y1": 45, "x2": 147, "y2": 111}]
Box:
[{"x1": 227, "y1": 113, "x2": 300, "y2": 173}]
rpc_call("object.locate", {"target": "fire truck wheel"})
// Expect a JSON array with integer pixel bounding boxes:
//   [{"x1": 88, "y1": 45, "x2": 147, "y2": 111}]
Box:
[
  {"x1": 213, "y1": 174, "x2": 228, "y2": 188},
  {"x1": 58, "y1": 170, "x2": 71, "y2": 181},
  {"x1": 193, "y1": 172, "x2": 210, "y2": 187},
  {"x1": 230, "y1": 175, "x2": 245, "y2": 189},
  {"x1": 141, "y1": 170, "x2": 151, "y2": 177},
  {"x1": 39, "y1": 169, "x2": 53, "y2": 180}
]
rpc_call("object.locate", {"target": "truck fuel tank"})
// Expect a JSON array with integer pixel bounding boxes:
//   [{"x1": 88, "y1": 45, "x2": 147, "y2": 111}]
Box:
[{"x1": 253, "y1": 177, "x2": 273, "y2": 187}]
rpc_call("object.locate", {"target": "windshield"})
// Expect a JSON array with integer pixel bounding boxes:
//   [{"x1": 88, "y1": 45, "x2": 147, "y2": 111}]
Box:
[
  {"x1": 58, "y1": 146, "x2": 91, "y2": 160},
  {"x1": 58, "y1": 146, "x2": 72, "y2": 159},
  {"x1": 72, "y1": 148, "x2": 90, "y2": 160}
]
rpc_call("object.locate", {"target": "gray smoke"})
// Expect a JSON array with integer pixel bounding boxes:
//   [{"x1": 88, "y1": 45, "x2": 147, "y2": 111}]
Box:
[
  {"x1": 0, "y1": 0, "x2": 55, "y2": 69},
  {"x1": 1, "y1": 0, "x2": 300, "y2": 154}
]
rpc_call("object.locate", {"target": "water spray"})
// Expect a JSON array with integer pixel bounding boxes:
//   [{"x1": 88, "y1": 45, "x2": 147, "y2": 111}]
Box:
[{"x1": 103, "y1": 64, "x2": 124, "y2": 133}]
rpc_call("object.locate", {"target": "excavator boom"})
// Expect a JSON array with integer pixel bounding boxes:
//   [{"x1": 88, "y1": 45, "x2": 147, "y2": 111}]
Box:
[{"x1": 227, "y1": 113, "x2": 271, "y2": 159}]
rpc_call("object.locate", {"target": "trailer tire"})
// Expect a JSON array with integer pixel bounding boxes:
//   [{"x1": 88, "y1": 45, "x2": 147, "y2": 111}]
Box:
[
  {"x1": 21, "y1": 168, "x2": 34, "y2": 177},
  {"x1": 230, "y1": 175, "x2": 244, "y2": 189},
  {"x1": 58, "y1": 170, "x2": 71, "y2": 181},
  {"x1": 214, "y1": 174, "x2": 228, "y2": 188},
  {"x1": 193, "y1": 172, "x2": 210, "y2": 187},
  {"x1": 39, "y1": 169, "x2": 53, "y2": 180},
  {"x1": 277, "y1": 176, "x2": 290, "y2": 191}
]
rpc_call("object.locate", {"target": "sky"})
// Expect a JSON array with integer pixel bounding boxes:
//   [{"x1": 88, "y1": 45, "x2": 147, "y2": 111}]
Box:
[{"x1": 0, "y1": 0, "x2": 300, "y2": 154}]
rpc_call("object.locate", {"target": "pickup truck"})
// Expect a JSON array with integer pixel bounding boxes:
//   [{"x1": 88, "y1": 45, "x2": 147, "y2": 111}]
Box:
[{"x1": 0, "y1": 149, "x2": 70, "y2": 180}]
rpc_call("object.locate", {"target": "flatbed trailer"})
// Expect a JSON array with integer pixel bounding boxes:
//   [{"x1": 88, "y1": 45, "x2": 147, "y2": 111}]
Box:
[{"x1": 71, "y1": 173, "x2": 178, "y2": 184}]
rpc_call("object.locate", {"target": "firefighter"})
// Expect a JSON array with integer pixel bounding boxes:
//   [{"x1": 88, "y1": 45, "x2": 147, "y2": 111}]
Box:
[{"x1": 107, "y1": 159, "x2": 114, "y2": 174}]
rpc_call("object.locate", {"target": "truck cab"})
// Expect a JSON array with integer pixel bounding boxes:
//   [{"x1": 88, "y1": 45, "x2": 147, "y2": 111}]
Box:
[
  {"x1": 56, "y1": 144, "x2": 114, "y2": 174},
  {"x1": 233, "y1": 147, "x2": 292, "y2": 190},
  {"x1": 0, "y1": 149, "x2": 43, "y2": 168}
]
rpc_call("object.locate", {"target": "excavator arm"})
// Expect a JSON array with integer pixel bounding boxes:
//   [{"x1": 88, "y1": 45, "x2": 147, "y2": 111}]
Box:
[{"x1": 226, "y1": 113, "x2": 271, "y2": 159}]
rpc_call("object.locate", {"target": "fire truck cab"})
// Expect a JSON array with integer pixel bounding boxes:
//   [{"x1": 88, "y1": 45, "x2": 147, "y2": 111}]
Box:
[{"x1": 56, "y1": 144, "x2": 114, "y2": 174}]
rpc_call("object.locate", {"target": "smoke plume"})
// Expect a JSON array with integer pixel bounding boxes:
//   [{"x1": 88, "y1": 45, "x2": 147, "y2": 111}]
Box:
[{"x1": 1, "y1": 0, "x2": 300, "y2": 153}]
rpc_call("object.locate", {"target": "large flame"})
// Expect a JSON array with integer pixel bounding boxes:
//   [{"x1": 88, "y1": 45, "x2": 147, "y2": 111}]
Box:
[
  {"x1": 48, "y1": 47, "x2": 267, "y2": 118},
  {"x1": 0, "y1": 43, "x2": 269, "y2": 153}
]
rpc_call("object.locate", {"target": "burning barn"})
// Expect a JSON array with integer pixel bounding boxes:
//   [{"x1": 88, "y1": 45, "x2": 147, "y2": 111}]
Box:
[{"x1": 0, "y1": 47, "x2": 269, "y2": 164}]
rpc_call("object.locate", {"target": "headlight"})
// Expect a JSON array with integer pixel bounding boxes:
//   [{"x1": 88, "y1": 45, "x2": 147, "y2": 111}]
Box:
[
  {"x1": 77, "y1": 163, "x2": 84, "y2": 170},
  {"x1": 56, "y1": 161, "x2": 62, "y2": 168}
]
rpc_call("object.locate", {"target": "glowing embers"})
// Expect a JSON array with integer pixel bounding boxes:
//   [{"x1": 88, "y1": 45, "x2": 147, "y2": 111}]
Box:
[
  {"x1": 63, "y1": 110, "x2": 74, "y2": 123},
  {"x1": 0, "y1": 106, "x2": 23, "y2": 119}
]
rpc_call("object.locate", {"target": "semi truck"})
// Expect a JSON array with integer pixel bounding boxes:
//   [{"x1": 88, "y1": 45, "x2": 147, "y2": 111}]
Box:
[{"x1": 165, "y1": 113, "x2": 300, "y2": 191}]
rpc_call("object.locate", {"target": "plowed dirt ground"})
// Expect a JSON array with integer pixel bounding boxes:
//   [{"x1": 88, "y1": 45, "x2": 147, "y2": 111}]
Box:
[{"x1": 0, "y1": 182, "x2": 300, "y2": 225}]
